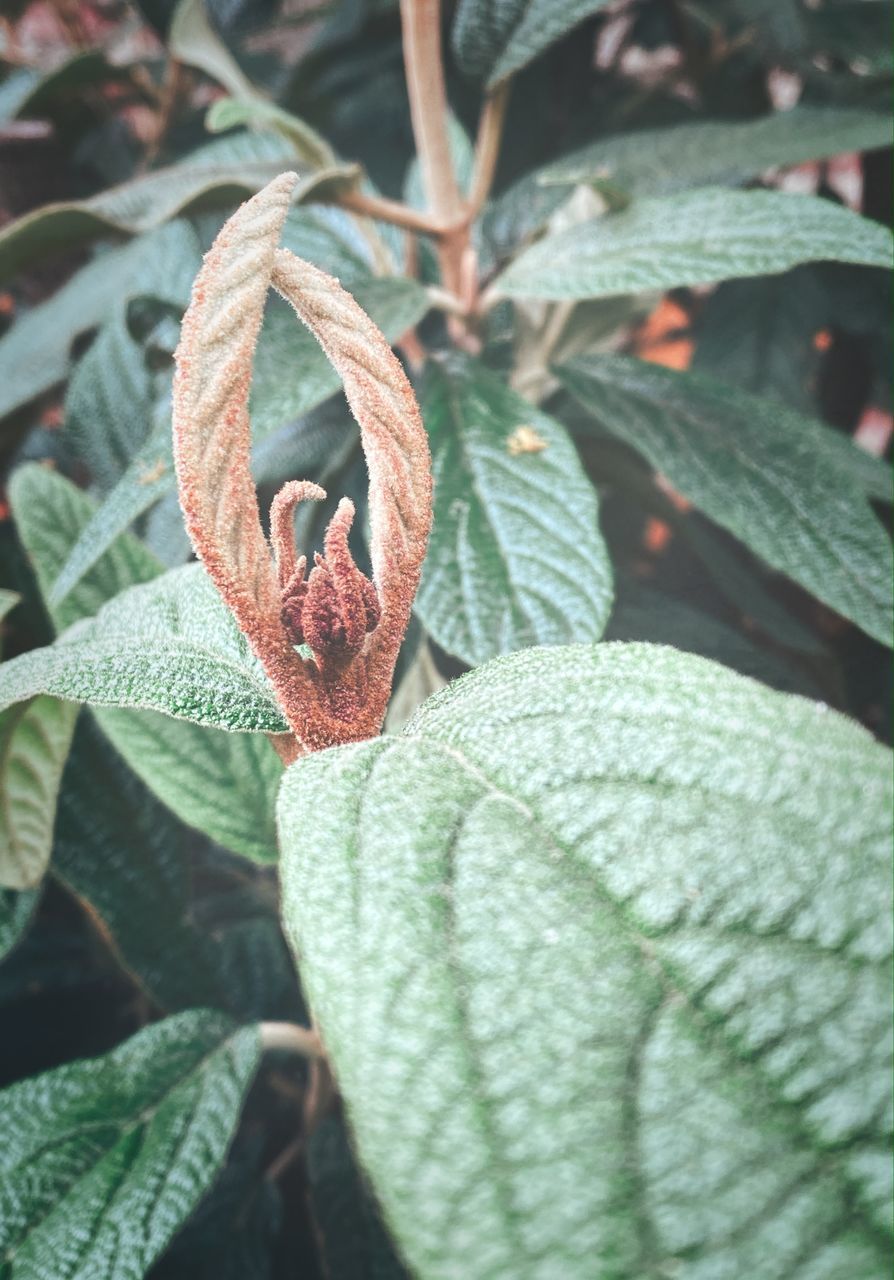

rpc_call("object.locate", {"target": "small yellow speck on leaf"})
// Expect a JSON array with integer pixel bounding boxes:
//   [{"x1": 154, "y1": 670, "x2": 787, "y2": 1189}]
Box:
[
  {"x1": 507, "y1": 425, "x2": 547, "y2": 456},
  {"x1": 138, "y1": 459, "x2": 168, "y2": 486}
]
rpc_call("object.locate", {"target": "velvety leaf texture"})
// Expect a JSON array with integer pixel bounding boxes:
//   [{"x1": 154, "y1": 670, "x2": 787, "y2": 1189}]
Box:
[
  {"x1": 11, "y1": 466, "x2": 283, "y2": 858},
  {"x1": 415, "y1": 355, "x2": 612, "y2": 666},
  {"x1": 494, "y1": 188, "x2": 893, "y2": 300},
  {"x1": 0, "y1": 563, "x2": 288, "y2": 732},
  {"x1": 555, "y1": 356, "x2": 893, "y2": 645},
  {"x1": 0, "y1": 1010, "x2": 261, "y2": 1279},
  {"x1": 0, "y1": 696, "x2": 78, "y2": 890},
  {"x1": 279, "y1": 643, "x2": 893, "y2": 1280},
  {"x1": 538, "y1": 107, "x2": 893, "y2": 195},
  {"x1": 452, "y1": 0, "x2": 612, "y2": 85}
]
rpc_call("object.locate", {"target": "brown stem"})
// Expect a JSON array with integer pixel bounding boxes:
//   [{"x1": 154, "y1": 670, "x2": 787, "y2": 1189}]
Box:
[
  {"x1": 333, "y1": 187, "x2": 451, "y2": 237},
  {"x1": 399, "y1": 0, "x2": 464, "y2": 295},
  {"x1": 467, "y1": 80, "x2": 511, "y2": 218}
]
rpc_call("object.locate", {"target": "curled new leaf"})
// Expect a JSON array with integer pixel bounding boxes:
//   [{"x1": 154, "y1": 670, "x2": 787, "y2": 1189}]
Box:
[{"x1": 172, "y1": 174, "x2": 432, "y2": 756}]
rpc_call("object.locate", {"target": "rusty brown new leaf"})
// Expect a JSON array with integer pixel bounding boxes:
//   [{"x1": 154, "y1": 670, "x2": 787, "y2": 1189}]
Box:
[{"x1": 172, "y1": 173, "x2": 432, "y2": 758}]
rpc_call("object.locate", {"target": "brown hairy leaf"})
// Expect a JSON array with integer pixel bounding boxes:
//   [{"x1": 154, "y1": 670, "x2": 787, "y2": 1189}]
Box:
[{"x1": 172, "y1": 174, "x2": 431, "y2": 757}]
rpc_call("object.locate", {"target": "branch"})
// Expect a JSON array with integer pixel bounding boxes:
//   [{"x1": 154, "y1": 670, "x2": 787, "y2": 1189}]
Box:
[
  {"x1": 332, "y1": 186, "x2": 450, "y2": 237},
  {"x1": 467, "y1": 80, "x2": 511, "y2": 218},
  {"x1": 259, "y1": 1021, "x2": 325, "y2": 1058}
]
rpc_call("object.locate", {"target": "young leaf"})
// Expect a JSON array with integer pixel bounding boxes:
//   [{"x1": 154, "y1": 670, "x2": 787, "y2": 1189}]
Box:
[
  {"x1": 556, "y1": 356, "x2": 893, "y2": 646},
  {"x1": 538, "y1": 107, "x2": 893, "y2": 195},
  {"x1": 11, "y1": 465, "x2": 284, "y2": 860},
  {"x1": 173, "y1": 173, "x2": 432, "y2": 752},
  {"x1": 0, "y1": 697, "x2": 78, "y2": 891},
  {"x1": 279, "y1": 642, "x2": 893, "y2": 1279},
  {"x1": 414, "y1": 354, "x2": 612, "y2": 666},
  {"x1": 493, "y1": 189, "x2": 893, "y2": 300},
  {"x1": 452, "y1": 0, "x2": 612, "y2": 85},
  {"x1": 0, "y1": 1010, "x2": 261, "y2": 1279}
]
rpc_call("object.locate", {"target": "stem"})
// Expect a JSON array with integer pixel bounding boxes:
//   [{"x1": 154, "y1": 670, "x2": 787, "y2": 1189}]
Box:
[
  {"x1": 259, "y1": 1021, "x2": 325, "y2": 1058},
  {"x1": 399, "y1": 0, "x2": 464, "y2": 295},
  {"x1": 333, "y1": 187, "x2": 451, "y2": 237},
  {"x1": 467, "y1": 80, "x2": 511, "y2": 218}
]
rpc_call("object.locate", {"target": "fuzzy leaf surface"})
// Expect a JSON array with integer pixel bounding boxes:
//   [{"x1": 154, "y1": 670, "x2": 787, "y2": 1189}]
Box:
[
  {"x1": 452, "y1": 0, "x2": 612, "y2": 85},
  {"x1": 415, "y1": 355, "x2": 612, "y2": 666},
  {"x1": 279, "y1": 643, "x2": 893, "y2": 1280},
  {"x1": 0, "y1": 1010, "x2": 261, "y2": 1279},
  {"x1": 538, "y1": 107, "x2": 893, "y2": 194},
  {"x1": 556, "y1": 356, "x2": 893, "y2": 644},
  {"x1": 495, "y1": 189, "x2": 893, "y2": 300},
  {"x1": 0, "y1": 696, "x2": 78, "y2": 890}
]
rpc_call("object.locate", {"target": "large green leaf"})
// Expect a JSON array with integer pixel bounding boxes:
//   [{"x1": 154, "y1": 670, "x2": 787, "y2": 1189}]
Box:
[
  {"x1": 279, "y1": 642, "x2": 893, "y2": 1279},
  {"x1": 556, "y1": 356, "x2": 893, "y2": 645},
  {"x1": 415, "y1": 355, "x2": 612, "y2": 666},
  {"x1": 538, "y1": 107, "x2": 893, "y2": 194},
  {"x1": 452, "y1": 0, "x2": 612, "y2": 85},
  {"x1": 0, "y1": 1010, "x2": 261, "y2": 1279},
  {"x1": 0, "y1": 218, "x2": 200, "y2": 423},
  {"x1": 12, "y1": 467, "x2": 283, "y2": 859},
  {"x1": 494, "y1": 189, "x2": 893, "y2": 300},
  {"x1": 0, "y1": 696, "x2": 78, "y2": 891}
]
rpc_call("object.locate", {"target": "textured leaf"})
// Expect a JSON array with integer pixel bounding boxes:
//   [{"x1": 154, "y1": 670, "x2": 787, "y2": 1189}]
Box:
[
  {"x1": 0, "y1": 219, "x2": 201, "y2": 422},
  {"x1": 0, "y1": 887, "x2": 37, "y2": 964},
  {"x1": 0, "y1": 562, "x2": 287, "y2": 731},
  {"x1": 54, "y1": 713, "x2": 290, "y2": 1016},
  {"x1": 64, "y1": 315, "x2": 157, "y2": 491},
  {"x1": 205, "y1": 96, "x2": 341, "y2": 174},
  {"x1": 12, "y1": 465, "x2": 284, "y2": 858},
  {"x1": 279, "y1": 642, "x2": 893, "y2": 1280},
  {"x1": 452, "y1": 0, "x2": 612, "y2": 85},
  {"x1": 494, "y1": 189, "x2": 893, "y2": 300},
  {"x1": 556, "y1": 356, "x2": 893, "y2": 644},
  {"x1": 538, "y1": 107, "x2": 893, "y2": 194},
  {"x1": 414, "y1": 354, "x2": 612, "y2": 666},
  {"x1": 0, "y1": 591, "x2": 20, "y2": 629},
  {"x1": 0, "y1": 696, "x2": 78, "y2": 890},
  {"x1": 0, "y1": 1010, "x2": 261, "y2": 1279}
]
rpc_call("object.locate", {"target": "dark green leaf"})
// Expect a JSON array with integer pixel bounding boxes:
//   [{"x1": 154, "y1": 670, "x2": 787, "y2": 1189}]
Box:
[
  {"x1": 494, "y1": 189, "x2": 893, "y2": 300},
  {"x1": 415, "y1": 354, "x2": 612, "y2": 666},
  {"x1": 0, "y1": 1010, "x2": 261, "y2": 1279},
  {"x1": 452, "y1": 0, "x2": 612, "y2": 85},
  {"x1": 556, "y1": 356, "x2": 893, "y2": 644},
  {"x1": 0, "y1": 889, "x2": 38, "y2": 965},
  {"x1": 279, "y1": 642, "x2": 893, "y2": 1279}
]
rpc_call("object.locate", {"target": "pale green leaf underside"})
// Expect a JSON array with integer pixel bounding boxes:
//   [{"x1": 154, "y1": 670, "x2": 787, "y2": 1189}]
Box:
[
  {"x1": 556, "y1": 356, "x2": 893, "y2": 645},
  {"x1": 0, "y1": 696, "x2": 78, "y2": 890},
  {"x1": 0, "y1": 1010, "x2": 260, "y2": 1279},
  {"x1": 279, "y1": 642, "x2": 893, "y2": 1280},
  {"x1": 538, "y1": 107, "x2": 893, "y2": 195},
  {"x1": 10, "y1": 466, "x2": 285, "y2": 858},
  {"x1": 495, "y1": 189, "x2": 893, "y2": 299},
  {"x1": 415, "y1": 355, "x2": 612, "y2": 666}
]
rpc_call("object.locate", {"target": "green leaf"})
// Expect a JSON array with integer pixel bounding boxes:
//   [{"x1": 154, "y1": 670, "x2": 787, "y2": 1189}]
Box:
[
  {"x1": 0, "y1": 889, "x2": 38, "y2": 964},
  {"x1": 452, "y1": 0, "x2": 612, "y2": 85},
  {"x1": 494, "y1": 189, "x2": 893, "y2": 300},
  {"x1": 0, "y1": 563, "x2": 287, "y2": 731},
  {"x1": 11, "y1": 465, "x2": 284, "y2": 859},
  {"x1": 205, "y1": 96, "x2": 339, "y2": 173},
  {"x1": 0, "y1": 696, "x2": 78, "y2": 891},
  {"x1": 0, "y1": 1009, "x2": 261, "y2": 1278},
  {"x1": 0, "y1": 591, "x2": 20, "y2": 629},
  {"x1": 0, "y1": 131, "x2": 352, "y2": 283},
  {"x1": 556, "y1": 356, "x2": 893, "y2": 645},
  {"x1": 538, "y1": 107, "x2": 893, "y2": 194},
  {"x1": 414, "y1": 354, "x2": 612, "y2": 666},
  {"x1": 279, "y1": 642, "x2": 893, "y2": 1279},
  {"x1": 0, "y1": 218, "x2": 200, "y2": 423}
]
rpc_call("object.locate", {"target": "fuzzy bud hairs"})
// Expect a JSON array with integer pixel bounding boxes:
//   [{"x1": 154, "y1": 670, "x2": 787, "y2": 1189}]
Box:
[{"x1": 172, "y1": 173, "x2": 432, "y2": 761}]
